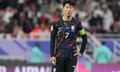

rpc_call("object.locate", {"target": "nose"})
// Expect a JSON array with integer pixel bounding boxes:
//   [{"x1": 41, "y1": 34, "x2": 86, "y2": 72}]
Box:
[{"x1": 68, "y1": 8, "x2": 72, "y2": 12}]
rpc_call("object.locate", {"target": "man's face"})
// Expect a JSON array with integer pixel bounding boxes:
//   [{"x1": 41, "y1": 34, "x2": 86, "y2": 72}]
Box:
[{"x1": 62, "y1": 4, "x2": 74, "y2": 16}]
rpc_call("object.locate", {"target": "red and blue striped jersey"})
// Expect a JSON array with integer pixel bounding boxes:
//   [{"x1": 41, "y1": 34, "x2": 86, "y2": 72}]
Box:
[{"x1": 50, "y1": 17, "x2": 87, "y2": 58}]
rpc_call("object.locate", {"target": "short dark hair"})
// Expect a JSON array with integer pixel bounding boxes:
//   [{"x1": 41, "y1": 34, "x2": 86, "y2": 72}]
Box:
[{"x1": 63, "y1": 1, "x2": 74, "y2": 7}]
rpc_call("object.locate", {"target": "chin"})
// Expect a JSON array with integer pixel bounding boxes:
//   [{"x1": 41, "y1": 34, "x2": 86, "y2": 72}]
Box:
[{"x1": 67, "y1": 15, "x2": 71, "y2": 17}]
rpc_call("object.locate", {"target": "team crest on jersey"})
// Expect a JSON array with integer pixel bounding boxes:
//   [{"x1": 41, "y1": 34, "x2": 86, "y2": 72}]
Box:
[
  {"x1": 71, "y1": 25, "x2": 75, "y2": 31},
  {"x1": 51, "y1": 25, "x2": 53, "y2": 31}
]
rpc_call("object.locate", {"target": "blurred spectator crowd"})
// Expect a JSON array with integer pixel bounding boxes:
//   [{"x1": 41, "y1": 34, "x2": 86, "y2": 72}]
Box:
[{"x1": 0, "y1": 0, "x2": 120, "y2": 37}]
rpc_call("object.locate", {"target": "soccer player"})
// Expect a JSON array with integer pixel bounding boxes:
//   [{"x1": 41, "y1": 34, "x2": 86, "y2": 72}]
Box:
[{"x1": 50, "y1": 1, "x2": 87, "y2": 72}]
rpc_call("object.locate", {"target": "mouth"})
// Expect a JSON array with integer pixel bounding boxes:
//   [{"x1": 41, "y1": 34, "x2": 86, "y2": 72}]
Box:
[{"x1": 67, "y1": 12, "x2": 71, "y2": 15}]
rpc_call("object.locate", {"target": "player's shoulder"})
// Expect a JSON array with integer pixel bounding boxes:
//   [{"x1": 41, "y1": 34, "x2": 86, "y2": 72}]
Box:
[
  {"x1": 53, "y1": 17, "x2": 63, "y2": 26},
  {"x1": 72, "y1": 17, "x2": 83, "y2": 29},
  {"x1": 51, "y1": 21, "x2": 60, "y2": 28},
  {"x1": 72, "y1": 17, "x2": 81, "y2": 24}
]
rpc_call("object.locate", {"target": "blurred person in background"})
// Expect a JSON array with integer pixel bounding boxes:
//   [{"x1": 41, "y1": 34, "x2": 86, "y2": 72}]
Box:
[
  {"x1": 57, "y1": 0, "x2": 64, "y2": 9},
  {"x1": 85, "y1": 0, "x2": 98, "y2": 13},
  {"x1": 30, "y1": 23, "x2": 42, "y2": 39},
  {"x1": 39, "y1": 18, "x2": 50, "y2": 32},
  {"x1": 31, "y1": 42, "x2": 43, "y2": 63},
  {"x1": 93, "y1": 41, "x2": 112, "y2": 64},
  {"x1": 0, "y1": 0, "x2": 9, "y2": 9},
  {"x1": 11, "y1": 24, "x2": 25, "y2": 38},
  {"x1": 79, "y1": 12, "x2": 90, "y2": 31},
  {"x1": 40, "y1": 0, "x2": 50, "y2": 14},
  {"x1": 102, "y1": 4, "x2": 113, "y2": 32},
  {"x1": 0, "y1": 11, "x2": 6, "y2": 33},
  {"x1": 76, "y1": 0, "x2": 86, "y2": 11},
  {"x1": 31, "y1": 23, "x2": 41, "y2": 33},
  {"x1": 107, "y1": 21, "x2": 120, "y2": 34},
  {"x1": 107, "y1": 0, "x2": 120, "y2": 23},
  {"x1": 18, "y1": 12, "x2": 32, "y2": 33},
  {"x1": 5, "y1": 17, "x2": 17, "y2": 33},
  {"x1": 49, "y1": 1, "x2": 59, "y2": 14},
  {"x1": 96, "y1": 21, "x2": 106, "y2": 33},
  {"x1": 3, "y1": 7, "x2": 15, "y2": 23},
  {"x1": 89, "y1": 5, "x2": 103, "y2": 32}
]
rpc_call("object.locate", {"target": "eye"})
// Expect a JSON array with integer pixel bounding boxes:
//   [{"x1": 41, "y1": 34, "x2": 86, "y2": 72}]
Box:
[
  {"x1": 70, "y1": 6, "x2": 73, "y2": 9},
  {"x1": 66, "y1": 6, "x2": 69, "y2": 9}
]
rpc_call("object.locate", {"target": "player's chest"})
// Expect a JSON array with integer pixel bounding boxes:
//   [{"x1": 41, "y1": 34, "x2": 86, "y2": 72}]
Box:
[{"x1": 56, "y1": 22, "x2": 76, "y2": 33}]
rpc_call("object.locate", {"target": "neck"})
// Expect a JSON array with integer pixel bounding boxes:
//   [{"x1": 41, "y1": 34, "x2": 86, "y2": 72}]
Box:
[{"x1": 63, "y1": 15, "x2": 72, "y2": 21}]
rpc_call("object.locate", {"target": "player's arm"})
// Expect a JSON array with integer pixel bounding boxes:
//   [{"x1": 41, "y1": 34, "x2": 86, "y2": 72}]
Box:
[
  {"x1": 50, "y1": 24, "x2": 57, "y2": 57},
  {"x1": 78, "y1": 28, "x2": 87, "y2": 55}
]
